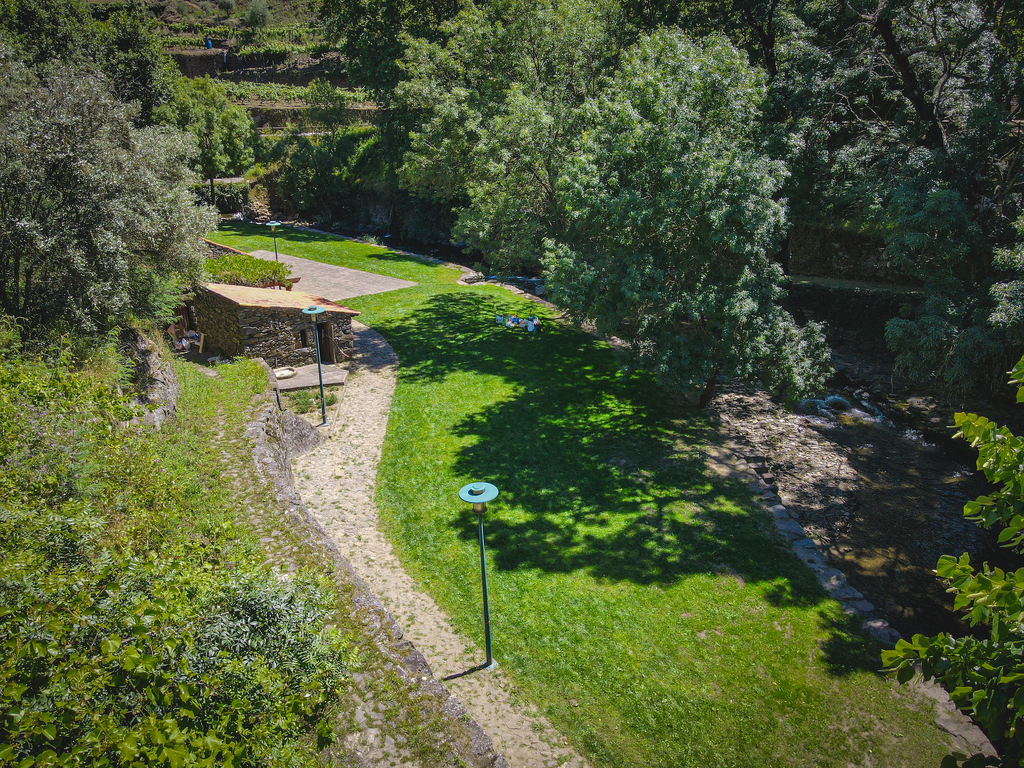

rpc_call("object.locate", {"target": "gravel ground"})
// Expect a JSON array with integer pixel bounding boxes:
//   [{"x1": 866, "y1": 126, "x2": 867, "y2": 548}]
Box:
[{"x1": 292, "y1": 321, "x2": 589, "y2": 768}]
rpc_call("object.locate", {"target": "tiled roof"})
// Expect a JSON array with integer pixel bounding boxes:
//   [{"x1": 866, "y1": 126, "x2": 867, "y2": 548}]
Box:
[{"x1": 202, "y1": 283, "x2": 360, "y2": 316}]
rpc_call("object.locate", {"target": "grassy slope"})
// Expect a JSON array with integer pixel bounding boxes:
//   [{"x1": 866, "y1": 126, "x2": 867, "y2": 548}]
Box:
[{"x1": 210, "y1": 222, "x2": 956, "y2": 768}]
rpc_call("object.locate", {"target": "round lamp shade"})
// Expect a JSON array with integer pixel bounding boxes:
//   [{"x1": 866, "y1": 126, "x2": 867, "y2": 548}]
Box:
[{"x1": 459, "y1": 482, "x2": 499, "y2": 504}]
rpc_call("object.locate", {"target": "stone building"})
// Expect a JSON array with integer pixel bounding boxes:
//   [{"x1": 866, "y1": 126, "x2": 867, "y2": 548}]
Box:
[{"x1": 193, "y1": 283, "x2": 359, "y2": 367}]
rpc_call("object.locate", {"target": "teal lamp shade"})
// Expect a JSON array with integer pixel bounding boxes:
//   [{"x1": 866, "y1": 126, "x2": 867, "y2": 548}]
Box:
[{"x1": 459, "y1": 482, "x2": 499, "y2": 505}]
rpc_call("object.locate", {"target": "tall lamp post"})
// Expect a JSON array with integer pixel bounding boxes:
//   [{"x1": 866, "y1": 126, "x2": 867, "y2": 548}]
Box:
[
  {"x1": 267, "y1": 220, "x2": 282, "y2": 262},
  {"x1": 301, "y1": 305, "x2": 328, "y2": 426},
  {"x1": 458, "y1": 482, "x2": 499, "y2": 669}
]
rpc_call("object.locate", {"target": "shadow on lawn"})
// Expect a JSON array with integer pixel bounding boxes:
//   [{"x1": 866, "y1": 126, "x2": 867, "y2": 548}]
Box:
[{"x1": 377, "y1": 290, "x2": 880, "y2": 676}]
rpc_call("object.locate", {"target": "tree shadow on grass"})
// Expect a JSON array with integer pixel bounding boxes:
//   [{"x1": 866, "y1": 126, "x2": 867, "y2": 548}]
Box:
[{"x1": 374, "y1": 289, "x2": 881, "y2": 675}]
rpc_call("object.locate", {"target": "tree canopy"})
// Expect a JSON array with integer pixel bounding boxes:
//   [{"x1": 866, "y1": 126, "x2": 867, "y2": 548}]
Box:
[
  {"x1": 0, "y1": 0, "x2": 178, "y2": 126},
  {"x1": 153, "y1": 77, "x2": 257, "y2": 206},
  {"x1": 545, "y1": 30, "x2": 830, "y2": 403},
  {"x1": 396, "y1": 0, "x2": 627, "y2": 273},
  {"x1": 393, "y1": 9, "x2": 829, "y2": 402},
  {"x1": 0, "y1": 52, "x2": 217, "y2": 334}
]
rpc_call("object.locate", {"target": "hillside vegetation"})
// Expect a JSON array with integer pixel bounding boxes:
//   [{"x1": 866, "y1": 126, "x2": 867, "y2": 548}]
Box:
[{"x1": 0, "y1": 325, "x2": 348, "y2": 765}]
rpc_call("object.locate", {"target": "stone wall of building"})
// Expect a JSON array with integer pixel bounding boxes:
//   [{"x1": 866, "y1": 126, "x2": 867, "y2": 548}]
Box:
[
  {"x1": 193, "y1": 286, "x2": 356, "y2": 366},
  {"x1": 193, "y1": 287, "x2": 244, "y2": 357},
  {"x1": 239, "y1": 307, "x2": 355, "y2": 369}
]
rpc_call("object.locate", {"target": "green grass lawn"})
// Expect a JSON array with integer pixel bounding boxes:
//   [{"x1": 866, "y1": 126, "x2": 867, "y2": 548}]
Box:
[{"x1": 210, "y1": 222, "x2": 958, "y2": 767}]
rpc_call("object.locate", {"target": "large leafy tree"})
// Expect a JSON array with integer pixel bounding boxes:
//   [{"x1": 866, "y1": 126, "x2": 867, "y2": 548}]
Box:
[
  {"x1": 1, "y1": 0, "x2": 179, "y2": 126},
  {"x1": 883, "y1": 355, "x2": 1024, "y2": 767},
  {"x1": 0, "y1": 0, "x2": 93, "y2": 65},
  {"x1": 0, "y1": 52, "x2": 217, "y2": 333},
  {"x1": 153, "y1": 77, "x2": 257, "y2": 207},
  {"x1": 98, "y1": 1, "x2": 178, "y2": 125},
  {"x1": 758, "y1": 0, "x2": 1024, "y2": 393},
  {"x1": 318, "y1": 0, "x2": 460, "y2": 100},
  {"x1": 396, "y1": 0, "x2": 628, "y2": 272},
  {"x1": 544, "y1": 30, "x2": 830, "y2": 404}
]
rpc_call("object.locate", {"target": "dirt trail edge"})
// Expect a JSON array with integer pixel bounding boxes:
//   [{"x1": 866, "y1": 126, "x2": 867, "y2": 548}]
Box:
[{"x1": 292, "y1": 321, "x2": 589, "y2": 768}]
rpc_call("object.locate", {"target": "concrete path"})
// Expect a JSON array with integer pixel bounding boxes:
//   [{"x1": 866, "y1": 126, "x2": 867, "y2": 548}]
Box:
[
  {"x1": 274, "y1": 363, "x2": 349, "y2": 391},
  {"x1": 249, "y1": 250, "x2": 416, "y2": 302}
]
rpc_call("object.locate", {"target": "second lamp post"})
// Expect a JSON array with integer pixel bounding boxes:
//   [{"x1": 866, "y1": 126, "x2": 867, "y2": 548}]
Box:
[
  {"x1": 301, "y1": 305, "x2": 328, "y2": 426},
  {"x1": 267, "y1": 220, "x2": 282, "y2": 262},
  {"x1": 458, "y1": 481, "x2": 499, "y2": 669}
]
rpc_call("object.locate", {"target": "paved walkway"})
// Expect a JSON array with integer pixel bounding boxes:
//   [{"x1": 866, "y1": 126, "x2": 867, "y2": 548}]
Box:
[
  {"x1": 249, "y1": 250, "x2": 416, "y2": 302},
  {"x1": 274, "y1": 363, "x2": 348, "y2": 391}
]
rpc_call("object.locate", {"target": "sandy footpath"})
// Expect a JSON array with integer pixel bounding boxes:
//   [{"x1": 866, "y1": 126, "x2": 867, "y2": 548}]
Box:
[{"x1": 292, "y1": 321, "x2": 588, "y2": 768}]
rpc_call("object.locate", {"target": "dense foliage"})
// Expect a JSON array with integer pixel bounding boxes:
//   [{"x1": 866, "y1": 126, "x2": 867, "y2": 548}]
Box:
[
  {"x1": 396, "y1": 0, "x2": 626, "y2": 273},
  {"x1": 389, "y1": 8, "x2": 829, "y2": 401},
  {"x1": 99, "y1": 2, "x2": 179, "y2": 124},
  {"x1": 315, "y1": 0, "x2": 1024, "y2": 395},
  {"x1": 545, "y1": 31, "x2": 830, "y2": 403},
  {"x1": 883, "y1": 356, "x2": 1024, "y2": 767},
  {"x1": 154, "y1": 77, "x2": 258, "y2": 206},
  {"x1": 0, "y1": 321, "x2": 348, "y2": 766},
  {"x1": 0, "y1": 52, "x2": 216, "y2": 335},
  {"x1": 0, "y1": 0, "x2": 179, "y2": 125}
]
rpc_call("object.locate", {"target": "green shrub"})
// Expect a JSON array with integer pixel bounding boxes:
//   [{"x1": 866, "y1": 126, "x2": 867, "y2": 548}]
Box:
[
  {"x1": 0, "y1": 319, "x2": 348, "y2": 765},
  {"x1": 205, "y1": 251, "x2": 291, "y2": 287},
  {"x1": 217, "y1": 0, "x2": 236, "y2": 12},
  {"x1": 242, "y1": 0, "x2": 270, "y2": 28},
  {"x1": 195, "y1": 181, "x2": 251, "y2": 213}
]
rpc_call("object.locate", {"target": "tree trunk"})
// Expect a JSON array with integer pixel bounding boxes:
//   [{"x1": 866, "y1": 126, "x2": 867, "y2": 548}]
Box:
[
  {"x1": 699, "y1": 371, "x2": 719, "y2": 408},
  {"x1": 209, "y1": 175, "x2": 216, "y2": 210}
]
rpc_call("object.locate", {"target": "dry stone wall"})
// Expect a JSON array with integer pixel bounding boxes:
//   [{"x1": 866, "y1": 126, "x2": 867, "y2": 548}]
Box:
[
  {"x1": 237, "y1": 307, "x2": 354, "y2": 368},
  {"x1": 193, "y1": 288, "x2": 244, "y2": 357},
  {"x1": 193, "y1": 286, "x2": 355, "y2": 366},
  {"x1": 170, "y1": 50, "x2": 226, "y2": 78}
]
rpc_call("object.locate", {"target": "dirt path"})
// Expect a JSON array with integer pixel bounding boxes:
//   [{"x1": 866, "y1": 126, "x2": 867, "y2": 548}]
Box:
[{"x1": 292, "y1": 321, "x2": 588, "y2": 768}]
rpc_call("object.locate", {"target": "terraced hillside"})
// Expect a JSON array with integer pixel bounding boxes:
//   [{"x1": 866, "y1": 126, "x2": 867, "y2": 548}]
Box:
[{"x1": 90, "y1": 0, "x2": 375, "y2": 129}]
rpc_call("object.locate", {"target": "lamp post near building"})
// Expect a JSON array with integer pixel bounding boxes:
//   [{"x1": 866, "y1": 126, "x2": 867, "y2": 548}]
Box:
[
  {"x1": 458, "y1": 482, "x2": 499, "y2": 669},
  {"x1": 267, "y1": 220, "x2": 282, "y2": 262},
  {"x1": 301, "y1": 305, "x2": 327, "y2": 426}
]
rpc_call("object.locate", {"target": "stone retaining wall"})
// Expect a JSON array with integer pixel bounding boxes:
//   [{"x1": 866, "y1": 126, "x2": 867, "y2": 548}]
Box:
[
  {"x1": 203, "y1": 238, "x2": 250, "y2": 259},
  {"x1": 170, "y1": 50, "x2": 226, "y2": 78}
]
